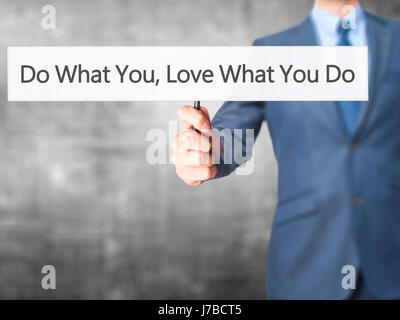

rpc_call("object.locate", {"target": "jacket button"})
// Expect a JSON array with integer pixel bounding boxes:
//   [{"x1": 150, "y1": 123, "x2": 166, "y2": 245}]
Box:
[
  {"x1": 352, "y1": 196, "x2": 362, "y2": 207},
  {"x1": 350, "y1": 142, "x2": 358, "y2": 150}
]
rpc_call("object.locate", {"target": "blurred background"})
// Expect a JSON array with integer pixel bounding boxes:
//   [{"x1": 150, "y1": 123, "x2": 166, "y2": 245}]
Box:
[{"x1": 0, "y1": 0, "x2": 399, "y2": 299}]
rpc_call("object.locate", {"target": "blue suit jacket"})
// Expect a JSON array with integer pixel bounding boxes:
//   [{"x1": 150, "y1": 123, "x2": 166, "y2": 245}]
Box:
[{"x1": 211, "y1": 12, "x2": 400, "y2": 299}]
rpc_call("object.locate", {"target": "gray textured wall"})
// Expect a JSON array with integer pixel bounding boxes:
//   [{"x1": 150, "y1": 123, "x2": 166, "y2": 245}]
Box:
[{"x1": 0, "y1": 0, "x2": 398, "y2": 299}]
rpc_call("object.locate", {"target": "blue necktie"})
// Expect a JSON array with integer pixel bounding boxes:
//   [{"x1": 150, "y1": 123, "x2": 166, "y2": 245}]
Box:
[{"x1": 336, "y1": 23, "x2": 361, "y2": 136}]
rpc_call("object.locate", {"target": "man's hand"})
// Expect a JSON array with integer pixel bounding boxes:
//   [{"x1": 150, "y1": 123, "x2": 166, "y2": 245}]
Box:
[{"x1": 172, "y1": 105, "x2": 220, "y2": 186}]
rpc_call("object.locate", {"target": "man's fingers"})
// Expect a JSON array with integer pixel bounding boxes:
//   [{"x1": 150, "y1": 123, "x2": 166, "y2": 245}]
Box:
[
  {"x1": 175, "y1": 165, "x2": 217, "y2": 182},
  {"x1": 172, "y1": 129, "x2": 211, "y2": 152},
  {"x1": 173, "y1": 105, "x2": 216, "y2": 186},
  {"x1": 171, "y1": 149, "x2": 213, "y2": 167},
  {"x1": 178, "y1": 105, "x2": 211, "y2": 132}
]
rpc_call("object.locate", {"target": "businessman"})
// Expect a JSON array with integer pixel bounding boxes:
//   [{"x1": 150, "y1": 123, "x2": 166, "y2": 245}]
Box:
[{"x1": 171, "y1": 0, "x2": 400, "y2": 299}]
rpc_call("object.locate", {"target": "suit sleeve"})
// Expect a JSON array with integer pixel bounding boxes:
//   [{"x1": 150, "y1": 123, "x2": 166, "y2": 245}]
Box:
[{"x1": 211, "y1": 100, "x2": 266, "y2": 179}]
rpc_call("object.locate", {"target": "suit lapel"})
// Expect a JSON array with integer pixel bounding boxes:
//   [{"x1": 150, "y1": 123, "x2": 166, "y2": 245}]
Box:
[
  {"x1": 294, "y1": 17, "x2": 319, "y2": 46},
  {"x1": 290, "y1": 16, "x2": 390, "y2": 140},
  {"x1": 298, "y1": 17, "x2": 350, "y2": 139},
  {"x1": 353, "y1": 12, "x2": 392, "y2": 140}
]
